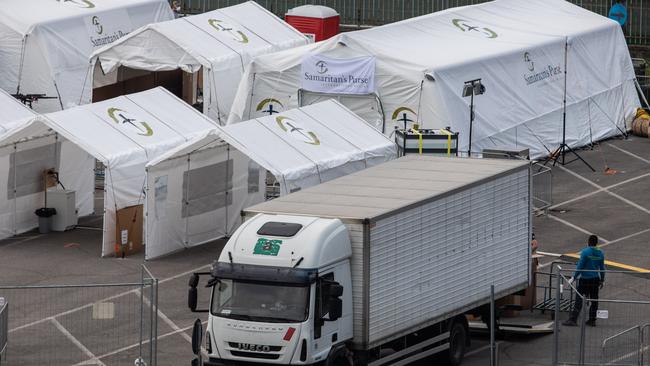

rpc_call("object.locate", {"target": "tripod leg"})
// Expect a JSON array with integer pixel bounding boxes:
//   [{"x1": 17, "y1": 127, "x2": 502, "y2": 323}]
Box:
[{"x1": 564, "y1": 144, "x2": 596, "y2": 172}]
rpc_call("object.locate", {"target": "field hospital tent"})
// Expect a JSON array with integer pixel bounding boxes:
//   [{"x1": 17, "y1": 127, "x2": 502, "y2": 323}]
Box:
[
  {"x1": 89, "y1": 1, "x2": 309, "y2": 124},
  {"x1": 0, "y1": 87, "x2": 221, "y2": 257},
  {"x1": 0, "y1": 89, "x2": 36, "y2": 134},
  {"x1": 229, "y1": 0, "x2": 640, "y2": 159},
  {"x1": 0, "y1": 0, "x2": 173, "y2": 113},
  {"x1": 144, "y1": 99, "x2": 396, "y2": 259}
]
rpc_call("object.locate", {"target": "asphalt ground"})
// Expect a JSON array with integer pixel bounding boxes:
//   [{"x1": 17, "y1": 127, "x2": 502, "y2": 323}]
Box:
[{"x1": 1, "y1": 136, "x2": 649, "y2": 365}]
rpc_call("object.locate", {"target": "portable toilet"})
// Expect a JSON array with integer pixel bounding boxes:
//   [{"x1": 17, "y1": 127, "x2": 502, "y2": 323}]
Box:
[{"x1": 285, "y1": 5, "x2": 339, "y2": 42}]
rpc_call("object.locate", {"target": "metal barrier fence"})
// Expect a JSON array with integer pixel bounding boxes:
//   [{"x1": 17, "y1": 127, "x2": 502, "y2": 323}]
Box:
[
  {"x1": 178, "y1": 0, "x2": 650, "y2": 45},
  {"x1": 0, "y1": 265, "x2": 158, "y2": 365},
  {"x1": 0, "y1": 298, "x2": 7, "y2": 365},
  {"x1": 553, "y1": 266, "x2": 650, "y2": 366},
  {"x1": 533, "y1": 163, "x2": 553, "y2": 214}
]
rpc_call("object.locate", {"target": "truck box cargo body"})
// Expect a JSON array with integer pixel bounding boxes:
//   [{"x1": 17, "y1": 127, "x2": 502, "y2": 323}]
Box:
[
  {"x1": 243, "y1": 155, "x2": 531, "y2": 350},
  {"x1": 189, "y1": 155, "x2": 532, "y2": 365}
]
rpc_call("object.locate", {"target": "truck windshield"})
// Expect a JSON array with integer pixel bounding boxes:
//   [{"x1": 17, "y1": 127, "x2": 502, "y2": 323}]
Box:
[{"x1": 211, "y1": 280, "x2": 310, "y2": 323}]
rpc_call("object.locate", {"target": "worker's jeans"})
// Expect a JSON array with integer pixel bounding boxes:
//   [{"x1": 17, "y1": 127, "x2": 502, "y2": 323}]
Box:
[{"x1": 570, "y1": 277, "x2": 600, "y2": 322}]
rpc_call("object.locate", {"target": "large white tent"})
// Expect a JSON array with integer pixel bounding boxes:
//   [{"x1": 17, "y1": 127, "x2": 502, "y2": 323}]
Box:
[
  {"x1": 89, "y1": 1, "x2": 309, "y2": 124},
  {"x1": 229, "y1": 0, "x2": 640, "y2": 159},
  {"x1": 0, "y1": 87, "x2": 222, "y2": 257},
  {"x1": 0, "y1": 0, "x2": 173, "y2": 113},
  {"x1": 0, "y1": 89, "x2": 36, "y2": 134},
  {"x1": 145, "y1": 99, "x2": 397, "y2": 259}
]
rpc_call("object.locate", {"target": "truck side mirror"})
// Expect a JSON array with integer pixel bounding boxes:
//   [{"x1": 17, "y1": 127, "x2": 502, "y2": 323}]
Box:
[
  {"x1": 191, "y1": 319, "x2": 203, "y2": 356},
  {"x1": 188, "y1": 287, "x2": 198, "y2": 312}
]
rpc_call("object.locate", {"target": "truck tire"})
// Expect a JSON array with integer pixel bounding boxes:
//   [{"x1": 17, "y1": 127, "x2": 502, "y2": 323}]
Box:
[
  {"x1": 325, "y1": 346, "x2": 352, "y2": 366},
  {"x1": 443, "y1": 321, "x2": 467, "y2": 366}
]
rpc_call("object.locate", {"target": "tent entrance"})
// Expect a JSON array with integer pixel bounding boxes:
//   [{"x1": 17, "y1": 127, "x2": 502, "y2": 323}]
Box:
[
  {"x1": 92, "y1": 66, "x2": 204, "y2": 111},
  {"x1": 297, "y1": 89, "x2": 386, "y2": 133}
]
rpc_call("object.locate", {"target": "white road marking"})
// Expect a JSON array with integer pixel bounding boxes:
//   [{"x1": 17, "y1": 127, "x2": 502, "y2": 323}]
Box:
[
  {"x1": 607, "y1": 143, "x2": 650, "y2": 165},
  {"x1": 558, "y1": 165, "x2": 650, "y2": 215},
  {"x1": 51, "y1": 318, "x2": 106, "y2": 366},
  {"x1": 135, "y1": 289, "x2": 193, "y2": 344},
  {"x1": 547, "y1": 215, "x2": 610, "y2": 243},
  {"x1": 10, "y1": 264, "x2": 211, "y2": 333},
  {"x1": 549, "y1": 172, "x2": 650, "y2": 210},
  {"x1": 464, "y1": 342, "x2": 501, "y2": 357},
  {"x1": 73, "y1": 321, "x2": 208, "y2": 366}
]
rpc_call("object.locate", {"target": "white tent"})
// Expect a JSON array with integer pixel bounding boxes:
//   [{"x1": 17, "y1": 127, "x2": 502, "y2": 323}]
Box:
[
  {"x1": 89, "y1": 1, "x2": 309, "y2": 124},
  {"x1": 0, "y1": 89, "x2": 36, "y2": 134},
  {"x1": 229, "y1": 0, "x2": 640, "y2": 159},
  {"x1": 145, "y1": 99, "x2": 396, "y2": 259},
  {"x1": 0, "y1": 0, "x2": 173, "y2": 113},
  {"x1": 0, "y1": 87, "x2": 220, "y2": 257}
]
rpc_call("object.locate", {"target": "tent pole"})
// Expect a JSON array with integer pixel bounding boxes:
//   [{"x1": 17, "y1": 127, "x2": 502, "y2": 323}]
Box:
[
  {"x1": 185, "y1": 154, "x2": 190, "y2": 248},
  {"x1": 12, "y1": 143, "x2": 17, "y2": 235},
  {"x1": 542, "y1": 37, "x2": 595, "y2": 172},
  {"x1": 225, "y1": 145, "x2": 230, "y2": 236}
]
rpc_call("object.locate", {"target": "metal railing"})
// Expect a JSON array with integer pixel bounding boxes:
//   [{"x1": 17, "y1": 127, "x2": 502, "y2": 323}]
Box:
[
  {"x1": 0, "y1": 298, "x2": 7, "y2": 366},
  {"x1": 553, "y1": 266, "x2": 650, "y2": 366},
  {"x1": 0, "y1": 265, "x2": 158, "y2": 366},
  {"x1": 178, "y1": 0, "x2": 650, "y2": 45}
]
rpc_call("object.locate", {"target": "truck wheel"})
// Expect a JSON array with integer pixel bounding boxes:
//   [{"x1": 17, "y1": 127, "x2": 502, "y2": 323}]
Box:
[
  {"x1": 325, "y1": 346, "x2": 352, "y2": 366},
  {"x1": 443, "y1": 321, "x2": 467, "y2": 366}
]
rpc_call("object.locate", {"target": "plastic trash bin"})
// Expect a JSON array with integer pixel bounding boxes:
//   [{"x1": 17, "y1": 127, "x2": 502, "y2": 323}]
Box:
[{"x1": 35, "y1": 207, "x2": 56, "y2": 234}]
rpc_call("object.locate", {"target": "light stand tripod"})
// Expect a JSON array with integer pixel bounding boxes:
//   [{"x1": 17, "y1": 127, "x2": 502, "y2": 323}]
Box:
[{"x1": 544, "y1": 38, "x2": 595, "y2": 172}]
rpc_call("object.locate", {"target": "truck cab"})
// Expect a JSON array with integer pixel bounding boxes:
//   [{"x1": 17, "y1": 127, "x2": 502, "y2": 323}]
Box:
[{"x1": 190, "y1": 213, "x2": 354, "y2": 365}]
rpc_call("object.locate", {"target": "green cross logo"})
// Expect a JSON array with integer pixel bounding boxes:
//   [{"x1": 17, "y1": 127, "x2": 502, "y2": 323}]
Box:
[
  {"x1": 253, "y1": 238, "x2": 283, "y2": 256},
  {"x1": 391, "y1": 106, "x2": 417, "y2": 128},
  {"x1": 64, "y1": 0, "x2": 96, "y2": 9},
  {"x1": 107, "y1": 108, "x2": 153, "y2": 136},
  {"x1": 208, "y1": 19, "x2": 249, "y2": 43},
  {"x1": 256, "y1": 98, "x2": 284, "y2": 116},
  {"x1": 276, "y1": 116, "x2": 320, "y2": 146},
  {"x1": 452, "y1": 19, "x2": 498, "y2": 39}
]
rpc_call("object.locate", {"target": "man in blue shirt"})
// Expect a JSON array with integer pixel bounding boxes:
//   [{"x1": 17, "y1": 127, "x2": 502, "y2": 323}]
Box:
[
  {"x1": 609, "y1": 0, "x2": 628, "y2": 27},
  {"x1": 563, "y1": 235, "x2": 605, "y2": 327}
]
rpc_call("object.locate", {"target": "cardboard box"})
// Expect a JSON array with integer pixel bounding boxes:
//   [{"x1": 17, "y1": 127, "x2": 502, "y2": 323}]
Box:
[{"x1": 115, "y1": 204, "x2": 143, "y2": 257}]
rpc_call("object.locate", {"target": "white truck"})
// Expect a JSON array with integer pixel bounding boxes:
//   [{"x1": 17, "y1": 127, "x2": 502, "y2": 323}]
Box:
[{"x1": 188, "y1": 155, "x2": 532, "y2": 366}]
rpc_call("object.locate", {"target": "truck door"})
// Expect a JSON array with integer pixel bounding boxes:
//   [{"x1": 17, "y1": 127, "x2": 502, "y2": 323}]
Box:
[{"x1": 314, "y1": 272, "x2": 343, "y2": 360}]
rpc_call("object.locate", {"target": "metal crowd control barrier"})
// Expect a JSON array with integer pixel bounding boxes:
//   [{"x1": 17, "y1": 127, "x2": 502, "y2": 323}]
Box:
[
  {"x1": 0, "y1": 298, "x2": 7, "y2": 366},
  {"x1": 0, "y1": 265, "x2": 158, "y2": 366},
  {"x1": 552, "y1": 265, "x2": 650, "y2": 366}
]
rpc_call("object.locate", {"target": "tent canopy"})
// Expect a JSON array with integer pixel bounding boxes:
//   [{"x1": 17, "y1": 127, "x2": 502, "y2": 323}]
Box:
[
  {"x1": 228, "y1": 0, "x2": 639, "y2": 159},
  {"x1": 0, "y1": 0, "x2": 173, "y2": 112},
  {"x1": 90, "y1": 1, "x2": 309, "y2": 124},
  {"x1": 0, "y1": 89, "x2": 36, "y2": 134},
  {"x1": 149, "y1": 99, "x2": 397, "y2": 195},
  {"x1": 0, "y1": 87, "x2": 217, "y2": 256}
]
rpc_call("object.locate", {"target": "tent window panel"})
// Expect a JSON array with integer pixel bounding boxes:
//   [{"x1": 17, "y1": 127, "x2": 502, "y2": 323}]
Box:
[
  {"x1": 8, "y1": 142, "x2": 61, "y2": 199},
  {"x1": 182, "y1": 160, "x2": 233, "y2": 218},
  {"x1": 248, "y1": 160, "x2": 260, "y2": 194},
  {"x1": 154, "y1": 175, "x2": 168, "y2": 220}
]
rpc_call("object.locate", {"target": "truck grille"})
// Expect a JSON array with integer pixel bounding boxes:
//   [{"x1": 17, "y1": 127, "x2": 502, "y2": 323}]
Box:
[{"x1": 227, "y1": 343, "x2": 281, "y2": 352}]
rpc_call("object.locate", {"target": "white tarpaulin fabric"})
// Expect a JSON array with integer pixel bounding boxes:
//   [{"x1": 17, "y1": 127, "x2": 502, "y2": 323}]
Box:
[
  {"x1": 229, "y1": 0, "x2": 640, "y2": 159},
  {"x1": 0, "y1": 0, "x2": 173, "y2": 113},
  {"x1": 90, "y1": 1, "x2": 309, "y2": 124},
  {"x1": 144, "y1": 99, "x2": 396, "y2": 259},
  {"x1": 301, "y1": 54, "x2": 376, "y2": 94},
  {"x1": 0, "y1": 89, "x2": 36, "y2": 134},
  {"x1": 0, "y1": 87, "x2": 216, "y2": 256}
]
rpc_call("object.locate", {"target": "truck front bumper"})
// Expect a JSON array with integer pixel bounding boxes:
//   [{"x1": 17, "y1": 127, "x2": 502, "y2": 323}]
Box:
[
  {"x1": 205, "y1": 358, "x2": 316, "y2": 366},
  {"x1": 205, "y1": 358, "x2": 277, "y2": 366}
]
